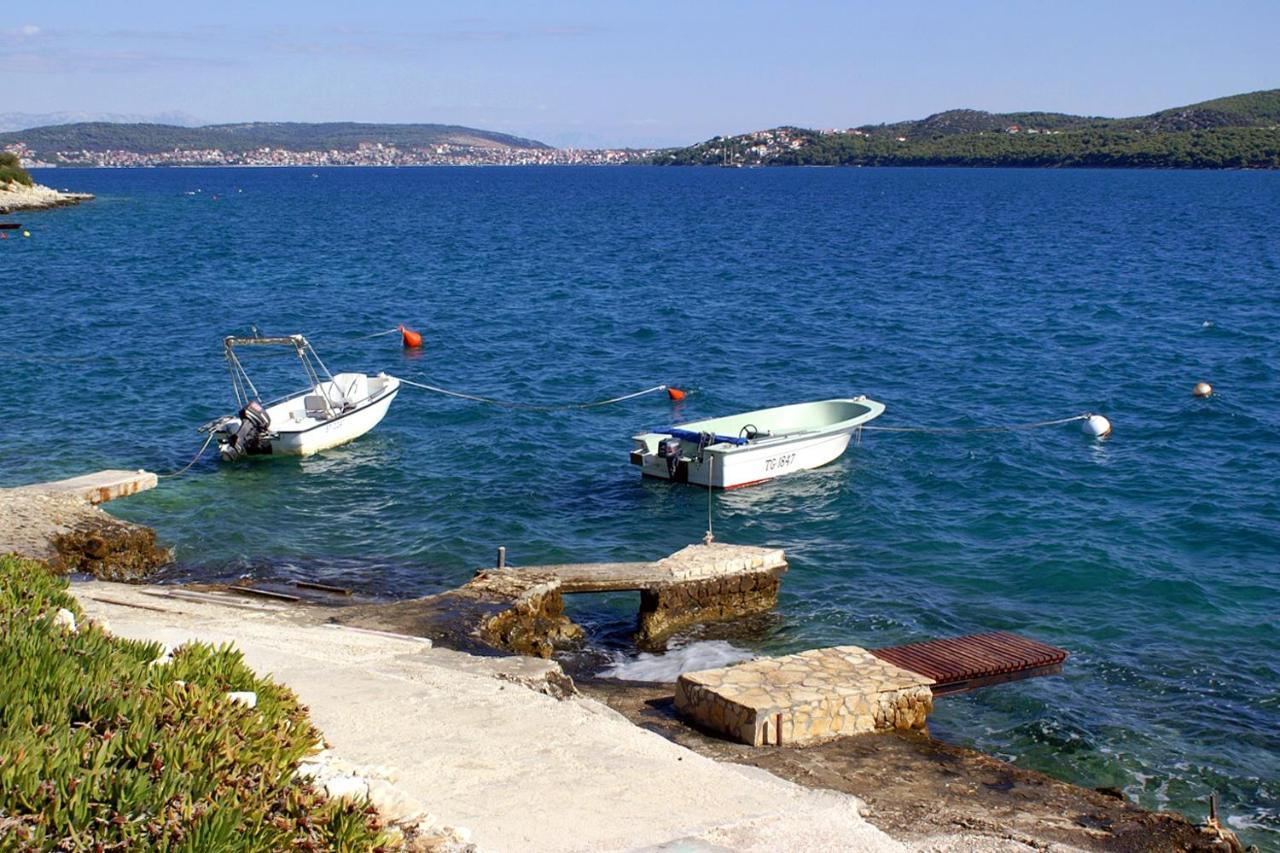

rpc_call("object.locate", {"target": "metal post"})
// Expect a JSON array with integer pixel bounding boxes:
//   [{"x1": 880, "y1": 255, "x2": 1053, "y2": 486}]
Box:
[
  {"x1": 703, "y1": 456, "x2": 715, "y2": 544},
  {"x1": 496, "y1": 546, "x2": 506, "y2": 569}
]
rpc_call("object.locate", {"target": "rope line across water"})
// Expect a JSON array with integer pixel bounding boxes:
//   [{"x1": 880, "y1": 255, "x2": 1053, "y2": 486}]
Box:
[
  {"x1": 395, "y1": 377, "x2": 670, "y2": 411},
  {"x1": 354, "y1": 327, "x2": 401, "y2": 340},
  {"x1": 858, "y1": 413, "x2": 1090, "y2": 434}
]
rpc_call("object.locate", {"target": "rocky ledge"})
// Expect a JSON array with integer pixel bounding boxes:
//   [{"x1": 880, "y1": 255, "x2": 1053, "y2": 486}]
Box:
[
  {"x1": 584, "y1": 677, "x2": 1255, "y2": 852},
  {"x1": 334, "y1": 568, "x2": 585, "y2": 658},
  {"x1": 0, "y1": 180, "x2": 94, "y2": 213},
  {"x1": 0, "y1": 472, "x2": 170, "y2": 581}
]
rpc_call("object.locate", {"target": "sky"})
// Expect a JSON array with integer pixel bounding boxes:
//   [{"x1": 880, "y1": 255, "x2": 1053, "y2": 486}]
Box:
[{"x1": 3, "y1": 1, "x2": 1278, "y2": 148}]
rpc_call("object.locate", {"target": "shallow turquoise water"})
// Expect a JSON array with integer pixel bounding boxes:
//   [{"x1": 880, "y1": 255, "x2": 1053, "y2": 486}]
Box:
[{"x1": 4, "y1": 166, "x2": 1278, "y2": 845}]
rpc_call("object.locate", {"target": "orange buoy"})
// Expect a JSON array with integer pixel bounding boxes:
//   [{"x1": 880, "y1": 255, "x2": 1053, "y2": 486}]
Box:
[
  {"x1": 399, "y1": 324, "x2": 422, "y2": 348},
  {"x1": 667, "y1": 386, "x2": 686, "y2": 401}
]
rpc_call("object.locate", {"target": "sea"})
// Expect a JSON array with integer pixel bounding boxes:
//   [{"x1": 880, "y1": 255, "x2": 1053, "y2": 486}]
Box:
[{"x1": 3, "y1": 165, "x2": 1277, "y2": 847}]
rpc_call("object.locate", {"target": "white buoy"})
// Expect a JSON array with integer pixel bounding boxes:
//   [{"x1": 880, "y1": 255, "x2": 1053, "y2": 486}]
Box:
[
  {"x1": 1082, "y1": 414, "x2": 1112, "y2": 438},
  {"x1": 1193, "y1": 381, "x2": 1213, "y2": 398}
]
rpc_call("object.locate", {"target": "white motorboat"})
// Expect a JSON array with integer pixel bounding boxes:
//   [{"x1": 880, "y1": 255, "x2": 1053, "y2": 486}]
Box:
[
  {"x1": 200, "y1": 334, "x2": 399, "y2": 461},
  {"x1": 630, "y1": 397, "x2": 885, "y2": 489}
]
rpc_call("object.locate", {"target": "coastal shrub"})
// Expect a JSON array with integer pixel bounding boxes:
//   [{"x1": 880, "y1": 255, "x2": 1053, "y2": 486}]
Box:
[
  {"x1": 0, "y1": 151, "x2": 33, "y2": 186},
  {"x1": 0, "y1": 555, "x2": 393, "y2": 850}
]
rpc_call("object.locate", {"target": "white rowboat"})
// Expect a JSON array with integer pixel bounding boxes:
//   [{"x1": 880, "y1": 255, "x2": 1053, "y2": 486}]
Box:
[
  {"x1": 201, "y1": 334, "x2": 399, "y2": 461},
  {"x1": 630, "y1": 397, "x2": 884, "y2": 489}
]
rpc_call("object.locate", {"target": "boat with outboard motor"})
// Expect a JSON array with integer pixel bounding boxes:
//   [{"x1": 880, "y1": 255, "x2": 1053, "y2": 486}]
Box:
[
  {"x1": 630, "y1": 397, "x2": 885, "y2": 488},
  {"x1": 199, "y1": 334, "x2": 399, "y2": 461}
]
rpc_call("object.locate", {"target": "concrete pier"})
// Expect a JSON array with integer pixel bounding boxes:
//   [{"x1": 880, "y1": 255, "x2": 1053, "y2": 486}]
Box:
[
  {"x1": 26, "y1": 469, "x2": 159, "y2": 504},
  {"x1": 497, "y1": 542, "x2": 789, "y2": 646},
  {"x1": 337, "y1": 542, "x2": 789, "y2": 657},
  {"x1": 0, "y1": 469, "x2": 168, "y2": 579}
]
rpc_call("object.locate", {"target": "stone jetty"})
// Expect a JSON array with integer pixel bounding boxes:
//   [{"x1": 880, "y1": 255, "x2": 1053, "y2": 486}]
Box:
[
  {"x1": 337, "y1": 542, "x2": 788, "y2": 657},
  {"x1": 0, "y1": 470, "x2": 169, "y2": 580}
]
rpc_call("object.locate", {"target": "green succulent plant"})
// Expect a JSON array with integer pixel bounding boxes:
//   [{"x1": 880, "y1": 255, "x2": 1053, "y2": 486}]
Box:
[{"x1": 0, "y1": 556, "x2": 394, "y2": 851}]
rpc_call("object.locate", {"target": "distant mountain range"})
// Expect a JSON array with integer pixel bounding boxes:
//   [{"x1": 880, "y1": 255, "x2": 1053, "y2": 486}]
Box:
[
  {"x1": 658, "y1": 89, "x2": 1280, "y2": 169},
  {"x1": 0, "y1": 121, "x2": 551, "y2": 164}
]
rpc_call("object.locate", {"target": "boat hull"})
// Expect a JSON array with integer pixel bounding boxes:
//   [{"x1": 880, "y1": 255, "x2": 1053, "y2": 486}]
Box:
[
  {"x1": 269, "y1": 385, "x2": 398, "y2": 456},
  {"x1": 213, "y1": 374, "x2": 399, "y2": 459},
  {"x1": 637, "y1": 429, "x2": 856, "y2": 488},
  {"x1": 631, "y1": 397, "x2": 884, "y2": 489}
]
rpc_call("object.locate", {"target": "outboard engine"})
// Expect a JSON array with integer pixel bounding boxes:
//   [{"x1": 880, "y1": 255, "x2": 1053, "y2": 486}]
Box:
[
  {"x1": 220, "y1": 400, "x2": 271, "y2": 461},
  {"x1": 658, "y1": 436, "x2": 683, "y2": 479}
]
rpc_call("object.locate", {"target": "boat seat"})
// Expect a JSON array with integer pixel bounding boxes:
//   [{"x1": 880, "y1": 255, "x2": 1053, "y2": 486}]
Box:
[{"x1": 304, "y1": 395, "x2": 331, "y2": 419}]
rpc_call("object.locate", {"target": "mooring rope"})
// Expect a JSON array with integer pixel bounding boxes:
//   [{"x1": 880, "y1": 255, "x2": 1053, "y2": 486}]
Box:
[
  {"x1": 394, "y1": 377, "x2": 671, "y2": 411},
  {"x1": 157, "y1": 431, "x2": 216, "y2": 478},
  {"x1": 858, "y1": 413, "x2": 1090, "y2": 434},
  {"x1": 354, "y1": 327, "x2": 401, "y2": 340}
]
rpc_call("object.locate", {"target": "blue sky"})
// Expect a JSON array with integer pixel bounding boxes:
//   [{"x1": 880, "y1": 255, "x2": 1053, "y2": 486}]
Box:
[{"x1": 3, "y1": 1, "x2": 1277, "y2": 147}]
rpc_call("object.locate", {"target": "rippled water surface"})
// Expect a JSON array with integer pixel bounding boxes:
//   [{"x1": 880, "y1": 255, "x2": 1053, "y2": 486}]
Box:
[{"x1": 4, "y1": 166, "x2": 1278, "y2": 845}]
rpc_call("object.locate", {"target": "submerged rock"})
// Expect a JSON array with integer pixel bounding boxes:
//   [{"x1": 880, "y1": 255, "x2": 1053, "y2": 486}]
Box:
[{"x1": 51, "y1": 514, "x2": 171, "y2": 581}]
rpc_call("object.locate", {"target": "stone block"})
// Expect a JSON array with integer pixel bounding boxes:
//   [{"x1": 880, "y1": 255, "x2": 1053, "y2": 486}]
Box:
[{"x1": 675, "y1": 645, "x2": 934, "y2": 746}]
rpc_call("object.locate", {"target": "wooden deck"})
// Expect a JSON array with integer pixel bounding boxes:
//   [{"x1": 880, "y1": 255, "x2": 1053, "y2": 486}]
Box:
[{"x1": 871, "y1": 631, "x2": 1067, "y2": 696}]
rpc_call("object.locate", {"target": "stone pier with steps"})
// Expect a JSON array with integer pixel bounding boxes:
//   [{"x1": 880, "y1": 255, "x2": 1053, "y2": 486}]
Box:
[
  {"x1": 0, "y1": 469, "x2": 170, "y2": 579},
  {"x1": 337, "y1": 542, "x2": 788, "y2": 657}
]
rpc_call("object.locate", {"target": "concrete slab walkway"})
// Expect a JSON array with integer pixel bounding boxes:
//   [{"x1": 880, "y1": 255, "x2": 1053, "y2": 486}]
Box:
[{"x1": 74, "y1": 581, "x2": 904, "y2": 853}]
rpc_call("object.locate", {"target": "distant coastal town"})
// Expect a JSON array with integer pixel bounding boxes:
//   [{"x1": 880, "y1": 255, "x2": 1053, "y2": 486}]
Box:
[
  {"x1": 3, "y1": 88, "x2": 1277, "y2": 172},
  {"x1": 4, "y1": 140, "x2": 655, "y2": 169}
]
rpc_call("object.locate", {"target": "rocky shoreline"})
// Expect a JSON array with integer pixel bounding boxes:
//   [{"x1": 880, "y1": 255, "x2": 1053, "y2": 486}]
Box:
[
  {"x1": 579, "y1": 677, "x2": 1239, "y2": 852},
  {"x1": 0, "y1": 179, "x2": 94, "y2": 213},
  {"x1": 78, "y1": 572, "x2": 1247, "y2": 851},
  {"x1": 0, "y1": 476, "x2": 170, "y2": 579},
  {"x1": 1, "y1": 478, "x2": 1253, "y2": 850}
]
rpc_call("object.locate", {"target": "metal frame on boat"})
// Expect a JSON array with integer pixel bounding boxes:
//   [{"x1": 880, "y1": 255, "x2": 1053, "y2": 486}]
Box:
[
  {"x1": 630, "y1": 397, "x2": 885, "y2": 489},
  {"x1": 200, "y1": 333, "x2": 399, "y2": 461}
]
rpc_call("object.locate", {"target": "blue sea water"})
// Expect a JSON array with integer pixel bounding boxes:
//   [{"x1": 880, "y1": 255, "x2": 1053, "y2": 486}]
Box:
[{"x1": 3, "y1": 165, "x2": 1278, "y2": 845}]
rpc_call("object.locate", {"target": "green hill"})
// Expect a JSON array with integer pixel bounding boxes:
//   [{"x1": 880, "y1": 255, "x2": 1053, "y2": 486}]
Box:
[
  {"x1": 1129, "y1": 89, "x2": 1280, "y2": 131},
  {"x1": 0, "y1": 121, "x2": 551, "y2": 162},
  {"x1": 657, "y1": 89, "x2": 1280, "y2": 169}
]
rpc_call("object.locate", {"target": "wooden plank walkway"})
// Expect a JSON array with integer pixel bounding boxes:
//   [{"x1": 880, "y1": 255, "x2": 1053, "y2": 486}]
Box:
[{"x1": 871, "y1": 631, "x2": 1067, "y2": 696}]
